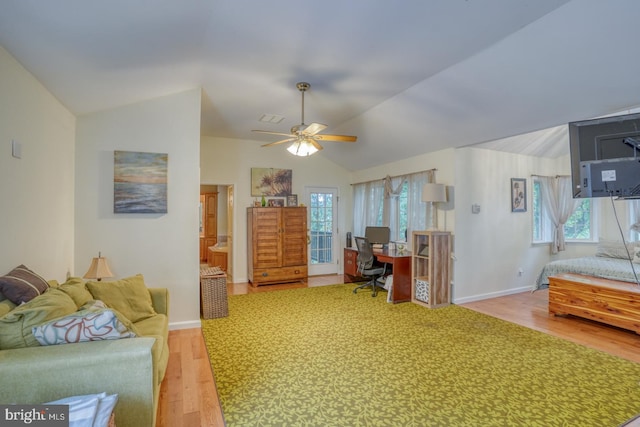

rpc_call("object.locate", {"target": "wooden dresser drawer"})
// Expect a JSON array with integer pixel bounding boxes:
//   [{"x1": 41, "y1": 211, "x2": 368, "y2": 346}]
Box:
[{"x1": 252, "y1": 265, "x2": 308, "y2": 285}]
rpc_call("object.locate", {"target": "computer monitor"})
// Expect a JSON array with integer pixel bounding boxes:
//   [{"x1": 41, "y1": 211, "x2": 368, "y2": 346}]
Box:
[{"x1": 365, "y1": 226, "x2": 390, "y2": 245}]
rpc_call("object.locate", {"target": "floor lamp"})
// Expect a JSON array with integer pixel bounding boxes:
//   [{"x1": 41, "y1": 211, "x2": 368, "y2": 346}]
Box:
[{"x1": 422, "y1": 183, "x2": 447, "y2": 230}]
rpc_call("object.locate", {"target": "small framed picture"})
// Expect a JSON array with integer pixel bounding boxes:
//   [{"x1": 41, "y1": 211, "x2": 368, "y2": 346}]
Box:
[
  {"x1": 268, "y1": 198, "x2": 284, "y2": 207},
  {"x1": 511, "y1": 178, "x2": 527, "y2": 212},
  {"x1": 287, "y1": 194, "x2": 298, "y2": 207},
  {"x1": 253, "y1": 200, "x2": 262, "y2": 207}
]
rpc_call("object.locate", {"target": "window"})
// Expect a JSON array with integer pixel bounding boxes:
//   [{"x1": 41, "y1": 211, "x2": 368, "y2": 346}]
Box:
[
  {"x1": 353, "y1": 171, "x2": 430, "y2": 243},
  {"x1": 532, "y1": 177, "x2": 595, "y2": 243}
]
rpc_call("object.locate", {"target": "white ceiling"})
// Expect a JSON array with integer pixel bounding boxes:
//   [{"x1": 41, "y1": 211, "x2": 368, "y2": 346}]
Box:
[{"x1": 1, "y1": 0, "x2": 639, "y2": 170}]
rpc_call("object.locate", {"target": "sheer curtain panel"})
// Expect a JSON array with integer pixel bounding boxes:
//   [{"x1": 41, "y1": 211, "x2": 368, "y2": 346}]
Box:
[{"x1": 539, "y1": 175, "x2": 579, "y2": 253}]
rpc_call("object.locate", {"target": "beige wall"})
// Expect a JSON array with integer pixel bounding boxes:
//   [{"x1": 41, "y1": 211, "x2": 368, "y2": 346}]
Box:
[
  {"x1": 0, "y1": 45, "x2": 76, "y2": 280},
  {"x1": 75, "y1": 89, "x2": 201, "y2": 328}
]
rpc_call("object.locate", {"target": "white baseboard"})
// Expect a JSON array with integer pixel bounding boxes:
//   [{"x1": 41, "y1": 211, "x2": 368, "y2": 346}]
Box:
[
  {"x1": 169, "y1": 320, "x2": 201, "y2": 330},
  {"x1": 453, "y1": 285, "x2": 532, "y2": 305}
]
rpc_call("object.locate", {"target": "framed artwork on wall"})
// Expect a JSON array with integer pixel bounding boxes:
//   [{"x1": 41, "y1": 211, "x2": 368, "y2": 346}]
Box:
[
  {"x1": 287, "y1": 194, "x2": 298, "y2": 207},
  {"x1": 251, "y1": 168, "x2": 292, "y2": 196},
  {"x1": 511, "y1": 178, "x2": 526, "y2": 212},
  {"x1": 114, "y1": 150, "x2": 168, "y2": 214}
]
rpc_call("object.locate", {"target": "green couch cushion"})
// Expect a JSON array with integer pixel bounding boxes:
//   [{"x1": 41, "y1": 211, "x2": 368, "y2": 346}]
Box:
[
  {"x1": 0, "y1": 299, "x2": 16, "y2": 317},
  {"x1": 0, "y1": 288, "x2": 77, "y2": 349},
  {"x1": 135, "y1": 314, "x2": 169, "y2": 384},
  {"x1": 58, "y1": 277, "x2": 93, "y2": 308},
  {"x1": 86, "y1": 274, "x2": 157, "y2": 323}
]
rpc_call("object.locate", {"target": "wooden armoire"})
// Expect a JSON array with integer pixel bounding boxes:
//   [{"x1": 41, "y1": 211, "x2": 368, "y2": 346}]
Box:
[{"x1": 247, "y1": 206, "x2": 308, "y2": 286}]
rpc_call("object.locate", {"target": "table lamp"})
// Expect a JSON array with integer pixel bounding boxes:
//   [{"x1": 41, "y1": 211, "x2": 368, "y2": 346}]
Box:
[
  {"x1": 83, "y1": 252, "x2": 114, "y2": 281},
  {"x1": 422, "y1": 183, "x2": 447, "y2": 230}
]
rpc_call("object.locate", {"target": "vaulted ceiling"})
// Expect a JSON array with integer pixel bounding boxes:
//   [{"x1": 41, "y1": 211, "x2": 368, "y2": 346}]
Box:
[{"x1": 1, "y1": 1, "x2": 639, "y2": 170}]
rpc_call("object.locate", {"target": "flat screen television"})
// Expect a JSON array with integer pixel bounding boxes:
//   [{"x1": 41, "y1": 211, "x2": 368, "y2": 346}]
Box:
[{"x1": 569, "y1": 112, "x2": 640, "y2": 199}]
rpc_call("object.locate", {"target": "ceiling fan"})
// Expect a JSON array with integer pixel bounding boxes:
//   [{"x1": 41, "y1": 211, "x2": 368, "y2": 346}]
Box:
[{"x1": 252, "y1": 82, "x2": 357, "y2": 156}]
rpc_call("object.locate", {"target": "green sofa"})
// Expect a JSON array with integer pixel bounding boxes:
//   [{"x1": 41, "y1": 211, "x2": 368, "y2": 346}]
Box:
[{"x1": 0, "y1": 273, "x2": 169, "y2": 427}]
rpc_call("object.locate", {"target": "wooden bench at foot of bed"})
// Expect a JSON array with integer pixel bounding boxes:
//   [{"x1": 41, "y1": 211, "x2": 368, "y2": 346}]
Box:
[{"x1": 549, "y1": 273, "x2": 640, "y2": 334}]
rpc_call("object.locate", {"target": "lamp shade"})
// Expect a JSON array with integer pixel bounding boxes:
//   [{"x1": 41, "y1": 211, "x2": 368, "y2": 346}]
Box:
[
  {"x1": 287, "y1": 139, "x2": 319, "y2": 156},
  {"x1": 83, "y1": 253, "x2": 114, "y2": 281},
  {"x1": 422, "y1": 183, "x2": 447, "y2": 203}
]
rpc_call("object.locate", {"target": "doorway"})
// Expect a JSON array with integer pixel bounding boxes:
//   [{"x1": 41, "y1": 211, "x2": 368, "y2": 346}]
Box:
[
  {"x1": 200, "y1": 184, "x2": 234, "y2": 282},
  {"x1": 305, "y1": 187, "x2": 339, "y2": 276}
]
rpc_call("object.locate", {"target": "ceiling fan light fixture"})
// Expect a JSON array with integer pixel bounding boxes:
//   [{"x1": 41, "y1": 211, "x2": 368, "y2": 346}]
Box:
[{"x1": 287, "y1": 139, "x2": 318, "y2": 157}]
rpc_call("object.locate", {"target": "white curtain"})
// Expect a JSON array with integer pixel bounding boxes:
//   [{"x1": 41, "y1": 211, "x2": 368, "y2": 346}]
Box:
[
  {"x1": 353, "y1": 170, "x2": 434, "y2": 243},
  {"x1": 383, "y1": 175, "x2": 404, "y2": 242},
  {"x1": 406, "y1": 170, "x2": 433, "y2": 241},
  {"x1": 352, "y1": 180, "x2": 384, "y2": 238},
  {"x1": 631, "y1": 200, "x2": 640, "y2": 235},
  {"x1": 538, "y1": 176, "x2": 579, "y2": 253}
]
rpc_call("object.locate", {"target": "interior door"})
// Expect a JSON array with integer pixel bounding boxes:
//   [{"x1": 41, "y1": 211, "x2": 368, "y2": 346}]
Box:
[{"x1": 306, "y1": 187, "x2": 338, "y2": 276}]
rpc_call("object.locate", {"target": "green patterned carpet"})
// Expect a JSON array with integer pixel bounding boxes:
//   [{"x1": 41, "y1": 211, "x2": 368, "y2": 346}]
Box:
[{"x1": 201, "y1": 284, "x2": 640, "y2": 426}]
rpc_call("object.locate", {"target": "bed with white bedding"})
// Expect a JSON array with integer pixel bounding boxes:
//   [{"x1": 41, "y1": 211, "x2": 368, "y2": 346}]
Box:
[
  {"x1": 534, "y1": 239, "x2": 640, "y2": 290},
  {"x1": 535, "y1": 255, "x2": 640, "y2": 289}
]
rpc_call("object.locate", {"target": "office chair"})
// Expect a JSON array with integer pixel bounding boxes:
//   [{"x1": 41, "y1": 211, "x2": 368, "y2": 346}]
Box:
[{"x1": 353, "y1": 236, "x2": 387, "y2": 297}]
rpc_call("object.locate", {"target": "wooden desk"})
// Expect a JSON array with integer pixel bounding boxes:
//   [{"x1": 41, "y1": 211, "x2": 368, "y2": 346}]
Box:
[{"x1": 343, "y1": 247, "x2": 412, "y2": 303}]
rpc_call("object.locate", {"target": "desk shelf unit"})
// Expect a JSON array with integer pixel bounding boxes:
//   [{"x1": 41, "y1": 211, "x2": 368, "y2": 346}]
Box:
[{"x1": 411, "y1": 231, "x2": 452, "y2": 308}]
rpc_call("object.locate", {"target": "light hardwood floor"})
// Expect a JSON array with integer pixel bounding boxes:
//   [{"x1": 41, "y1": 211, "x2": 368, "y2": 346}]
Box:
[{"x1": 156, "y1": 275, "x2": 640, "y2": 426}]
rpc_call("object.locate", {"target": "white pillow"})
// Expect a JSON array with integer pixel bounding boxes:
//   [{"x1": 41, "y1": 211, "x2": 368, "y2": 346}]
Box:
[
  {"x1": 595, "y1": 239, "x2": 636, "y2": 260},
  {"x1": 47, "y1": 392, "x2": 118, "y2": 427},
  {"x1": 32, "y1": 306, "x2": 137, "y2": 346}
]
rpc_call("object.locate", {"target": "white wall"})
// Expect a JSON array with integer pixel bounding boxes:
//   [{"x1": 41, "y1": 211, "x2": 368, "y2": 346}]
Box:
[
  {"x1": 75, "y1": 89, "x2": 201, "y2": 329},
  {"x1": 453, "y1": 147, "x2": 591, "y2": 302},
  {"x1": 200, "y1": 136, "x2": 352, "y2": 282},
  {"x1": 0, "y1": 45, "x2": 76, "y2": 280}
]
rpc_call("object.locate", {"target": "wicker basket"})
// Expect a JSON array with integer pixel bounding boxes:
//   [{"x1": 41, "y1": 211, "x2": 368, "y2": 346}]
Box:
[
  {"x1": 200, "y1": 268, "x2": 228, "y2": 319},
  {"x1": 415, "y1": 279, "x2": 430, "y2": 304}
]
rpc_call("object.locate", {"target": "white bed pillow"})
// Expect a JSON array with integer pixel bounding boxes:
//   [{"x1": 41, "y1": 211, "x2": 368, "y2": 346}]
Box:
[{"x1": 595, "y1": 239, "x2": 636, "y2": 260}]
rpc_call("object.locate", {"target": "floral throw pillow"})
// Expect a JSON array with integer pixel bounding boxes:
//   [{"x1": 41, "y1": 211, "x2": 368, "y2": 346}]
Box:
[{"x1": 32, "y1": 303, "x2": 137, "y2": 346}]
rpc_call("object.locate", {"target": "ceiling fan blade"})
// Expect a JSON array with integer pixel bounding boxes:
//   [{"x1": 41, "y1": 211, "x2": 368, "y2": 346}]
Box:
[
  {"x1": 252, "y1": 130, "x2": 294, "y2": 137},
  {"x1": 314, "y1": 134, "x2": 358, "y2": 142},
  {"x1": 309, "y1": 139, "x2": 324, "y2": 151},
  {"x1": 301, "y1": 122, "x2": 327, "y2": 136},
  {"x1": 261, "y1": 138, "x2": 295, "y2": 147}
]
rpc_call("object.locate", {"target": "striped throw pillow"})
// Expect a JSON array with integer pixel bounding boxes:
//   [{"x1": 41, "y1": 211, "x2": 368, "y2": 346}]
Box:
[{"x1": 0, "y1": 265, "x2": 49, "y2": 305}]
